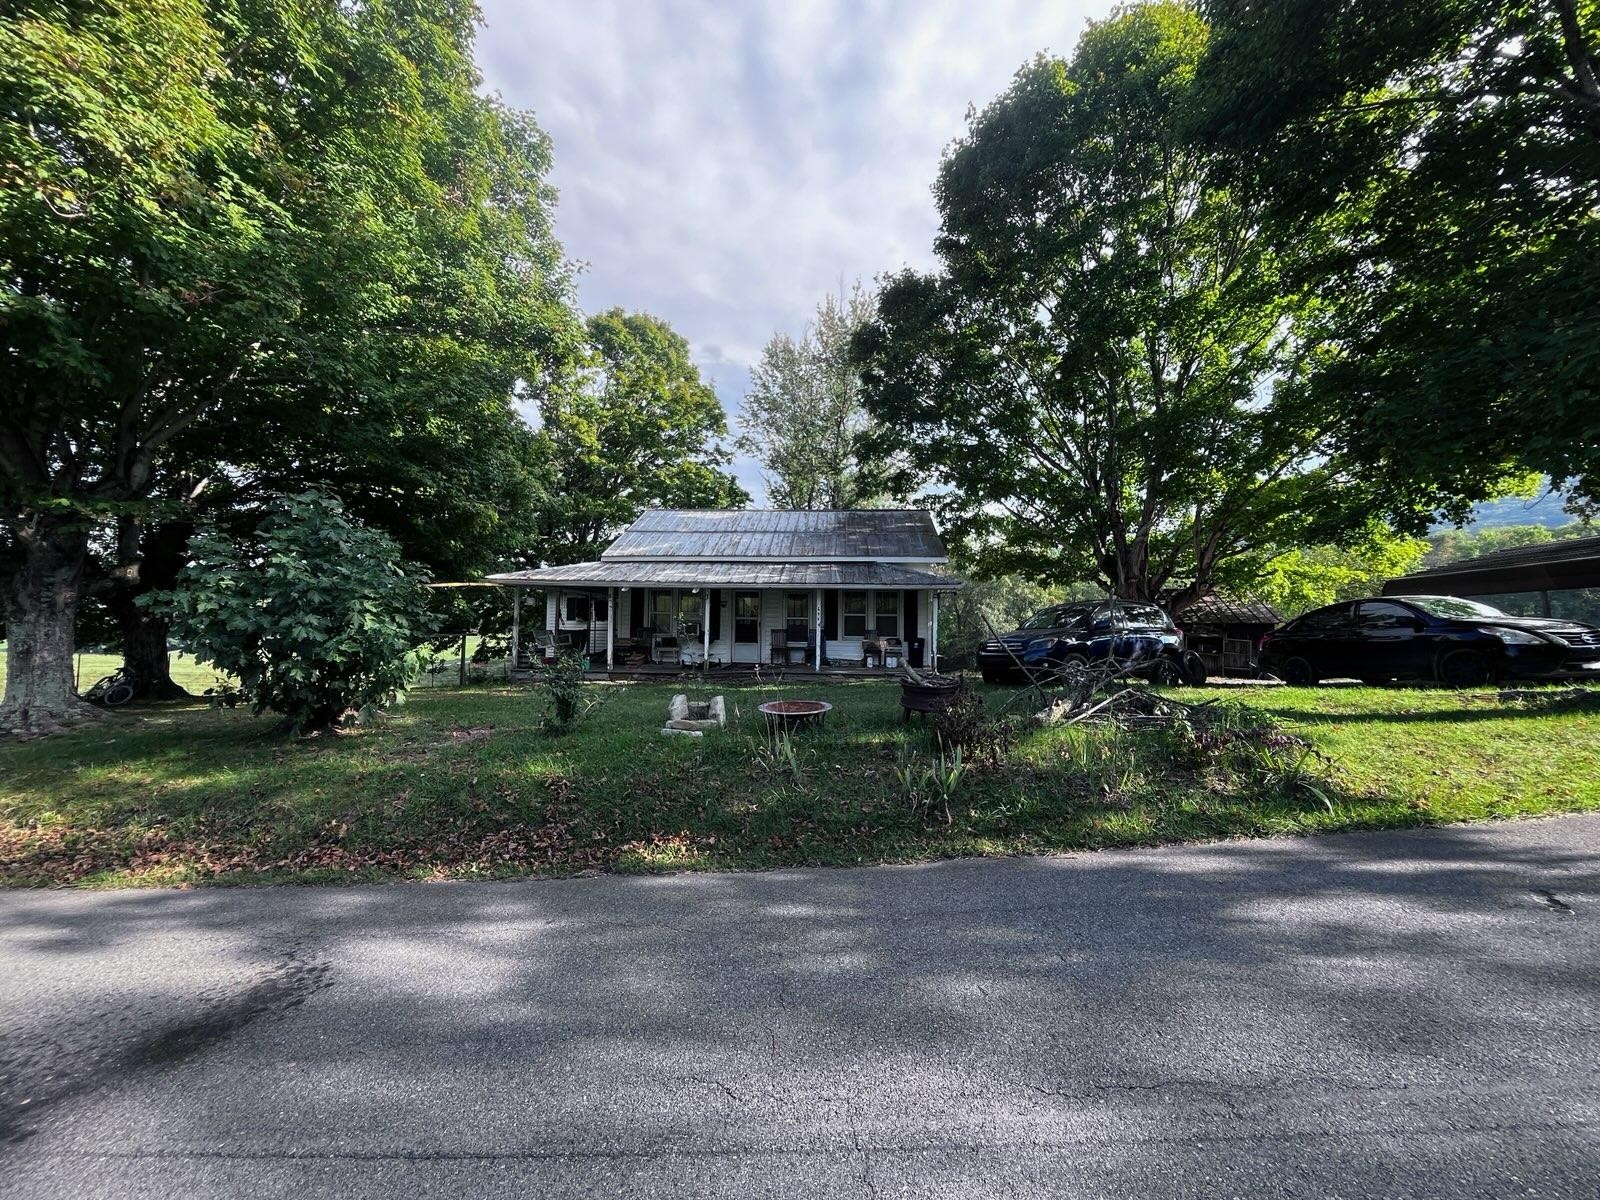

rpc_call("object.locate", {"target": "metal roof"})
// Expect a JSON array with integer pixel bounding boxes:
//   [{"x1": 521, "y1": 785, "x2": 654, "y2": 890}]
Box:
[
  {"x1": 1179, "y1": 594, "x2": 1283, "y2": 628},
  {"x1": 487, "y1": 560, "x2": 963, "y2": 590},
  {"x1": 601, "y1": 509, "x2": 947, "y2": 562},
  {"x1": 1384, "y1": 534, "x2": 1600, "y2": 596}
]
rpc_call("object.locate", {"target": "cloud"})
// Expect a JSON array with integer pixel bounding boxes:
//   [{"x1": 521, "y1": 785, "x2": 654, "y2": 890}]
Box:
[{"x1": 476, "y1": 0, "x2": 1106, "y2": 499}]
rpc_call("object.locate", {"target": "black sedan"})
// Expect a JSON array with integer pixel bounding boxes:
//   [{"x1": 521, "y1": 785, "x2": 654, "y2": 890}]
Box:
[{"x1": 1259, "y1": 595, "x2": 1600, "y2": 686}]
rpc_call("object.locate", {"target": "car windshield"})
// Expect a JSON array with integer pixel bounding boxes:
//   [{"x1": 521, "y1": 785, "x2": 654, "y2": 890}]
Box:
[
  {"x1": 1018, "y1": 605, "x2": 1093, "y2": 631},
  {"x1": 1402, "y1": 596, "x2": 1511, "y2": 620}
]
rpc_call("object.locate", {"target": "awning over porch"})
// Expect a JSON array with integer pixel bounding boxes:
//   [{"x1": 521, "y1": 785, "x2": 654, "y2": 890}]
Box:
[{"x1": 486, "y1": 560, "x2": 963, "y2": 589}]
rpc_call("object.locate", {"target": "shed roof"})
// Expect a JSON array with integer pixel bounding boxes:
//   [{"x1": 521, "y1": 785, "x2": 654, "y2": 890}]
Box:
[
  {"x1": 1383, "y1": 535, "x2": 1600, "y2": 596},
  {"x1": 487, "y1": 560, "x2": 963, "y2": 590},
  {"x1": 1179, "y1": 594, "x2": 1283, "y2": 628},
  {"x1": 601, "y1": 509, "x2": 947, "y2": 562}
]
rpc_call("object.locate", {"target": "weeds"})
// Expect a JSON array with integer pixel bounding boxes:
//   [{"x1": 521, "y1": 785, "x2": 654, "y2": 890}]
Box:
[{"x1": 894, "y1": 746, "x2": 967, "y2": 824}]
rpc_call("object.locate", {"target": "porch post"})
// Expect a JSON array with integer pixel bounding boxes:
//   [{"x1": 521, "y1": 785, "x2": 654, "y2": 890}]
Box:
[
  {"x1": 814, "y1": 588, "x2": 823, "y2": 670},
  {"x1": 702, "y1": 589, "x2": 710, "y2": 670},
  {"x1": 511, "y1": 589, "x2": 521, "y2": 675},
  {"x1": 930, "y1": 590, "x2": 940, "y2": 672},
  {"x1": 607, "y1": 587, "x2": 615, "y2": 671}
]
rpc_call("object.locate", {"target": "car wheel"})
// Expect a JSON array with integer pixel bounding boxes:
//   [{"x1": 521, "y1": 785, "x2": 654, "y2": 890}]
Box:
[
  {"x1": 1150, "y1": 656, "x2": 1183, "y2": 686},
  {"x1": 1052, "y1": 652, "x2": 1089, "y2": 681},
  {"x1": 980, "y1": 668, "x2": 1002, "y2": 685},
  {"x1": 1280, "y1": 657, "x2": 1319, "y2": 686},
  {"x1": 1437, "y1": 649, "x2": 1496, "y2": 688}
]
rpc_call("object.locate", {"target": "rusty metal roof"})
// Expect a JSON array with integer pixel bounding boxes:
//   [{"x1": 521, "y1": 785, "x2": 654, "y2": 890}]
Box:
[
  {"x1": 601, "y1": 509, "x2": 947, "y2": 561},
  {"x1": 487, "y1": 560, "x2": 962, "y2": 589}
]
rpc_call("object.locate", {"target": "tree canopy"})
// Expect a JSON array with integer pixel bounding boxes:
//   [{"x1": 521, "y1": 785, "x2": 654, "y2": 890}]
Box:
[
  {"x1": 737, "y1": 284, "x2": 889, "y2": 510},
  {"x1": 526, "y1": 309, "x2": 746, "y2": 565},
  {"x1": 1, "y1": 0, "x2": 581, "y2": 728},
  {"x1": 856, "y1": 3, "x2": 1363, "y2": 612},
  {"x1": 1196, "y1": 0, "x2": 1600, "y2": 523}
]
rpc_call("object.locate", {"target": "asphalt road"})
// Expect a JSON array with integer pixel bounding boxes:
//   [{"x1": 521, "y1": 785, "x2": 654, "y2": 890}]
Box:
[{"x1": 3, "y1": 818, "x2": 1598, "y2": 1199}]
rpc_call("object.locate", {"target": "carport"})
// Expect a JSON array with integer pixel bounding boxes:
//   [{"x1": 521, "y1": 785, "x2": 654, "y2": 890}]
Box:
[{"x1": 1383, "y1": 535, "x2": 1600, "y2": 617}]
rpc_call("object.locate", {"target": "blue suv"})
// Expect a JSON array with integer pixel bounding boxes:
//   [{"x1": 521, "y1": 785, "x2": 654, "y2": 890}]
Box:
[{"x1": 978, "y1": 601, "x2": 1188, "y2": 684}]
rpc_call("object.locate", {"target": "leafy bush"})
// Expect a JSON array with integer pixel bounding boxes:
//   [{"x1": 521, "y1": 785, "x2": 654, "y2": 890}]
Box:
[
  {"x1": 538, "y1": 647, "x2": 588, "y2": 735},
  {"x1": 153, "y1": 492, "x2": 431, "y2": 733}
]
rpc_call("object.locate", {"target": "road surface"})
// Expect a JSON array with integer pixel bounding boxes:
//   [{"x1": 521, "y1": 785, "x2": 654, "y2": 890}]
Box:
[{"x1": 3, "y1": 817, "x2": 1598, "y2": 1198}]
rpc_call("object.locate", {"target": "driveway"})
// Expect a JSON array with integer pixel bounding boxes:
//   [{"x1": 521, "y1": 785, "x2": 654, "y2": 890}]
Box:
[{"x1": 3, "y1": 817, "x2": 1598, "y2": 1199}]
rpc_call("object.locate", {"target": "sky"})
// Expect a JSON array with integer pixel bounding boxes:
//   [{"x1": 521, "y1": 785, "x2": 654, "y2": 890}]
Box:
[{"x1": 475, "y1": 0, "x2": 1107, "y2": 500}]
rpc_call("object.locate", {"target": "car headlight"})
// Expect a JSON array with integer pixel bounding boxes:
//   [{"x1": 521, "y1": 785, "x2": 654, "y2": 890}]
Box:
[
  {"x1": 1026, "y1": 637, "x2": 1059, "y2": 653},
  {"x1": 1479, "y1": 627, "x2": 1546, "y2": 645}
]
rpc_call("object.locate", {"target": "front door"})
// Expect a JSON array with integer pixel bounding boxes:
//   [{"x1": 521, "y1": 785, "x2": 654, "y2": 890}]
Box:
[{"x1": 732, "y1": 591, "x2": 761, "y2": 663}]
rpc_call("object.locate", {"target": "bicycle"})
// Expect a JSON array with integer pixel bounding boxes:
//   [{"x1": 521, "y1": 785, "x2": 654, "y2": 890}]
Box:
[{"x1": 83, "y1": 666, "x2": 140, "y2": 708}]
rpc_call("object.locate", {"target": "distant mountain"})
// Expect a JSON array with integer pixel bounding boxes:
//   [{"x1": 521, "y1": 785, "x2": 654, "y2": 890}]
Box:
[{"x1": 1434, "y1": 490, "x2": 1574, "y2": 532}]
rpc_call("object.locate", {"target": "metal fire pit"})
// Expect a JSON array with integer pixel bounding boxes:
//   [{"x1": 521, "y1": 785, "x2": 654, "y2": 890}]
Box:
[
  {"x1": 758, "y1": 699, "x2": 833, "y2": 733},
  {"x1": 899, "y1": 674, "x2": 963, "y2": 717}
]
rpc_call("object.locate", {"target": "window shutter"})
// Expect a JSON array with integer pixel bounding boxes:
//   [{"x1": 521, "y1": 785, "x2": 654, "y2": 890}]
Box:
[
  {"x1": 709, "y1": 589, "x2": 722, "y2": 642},
  {"x1": 904, "y1": 590, "x2": 919, "y2": 638},
  {"x1": 824, "y1": 590, "x2": 839, "y2": 640}
]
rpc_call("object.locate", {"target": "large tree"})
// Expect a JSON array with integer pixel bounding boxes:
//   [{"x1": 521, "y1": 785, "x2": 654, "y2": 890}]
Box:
[
  {"x1": 736, "y1": 284, "x2": 888, "y2": 510},
  {"x1": 1195, "y1": 0, "x2": 1600, "y2": 523},
  {"x1": 856, "y1": 2, "x2": 1361, "y2": 613},
  {"x1": 0, "y1": 0, "x2": 578, "y2": 728},
  {"x1": 525, "y1": 309, "x2": 746, "y2": 565}
]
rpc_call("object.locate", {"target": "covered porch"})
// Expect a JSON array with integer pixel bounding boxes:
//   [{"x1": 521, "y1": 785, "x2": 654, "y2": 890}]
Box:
[{"x1": 487, "y1": 562, "x2": 958, "y2": 679}]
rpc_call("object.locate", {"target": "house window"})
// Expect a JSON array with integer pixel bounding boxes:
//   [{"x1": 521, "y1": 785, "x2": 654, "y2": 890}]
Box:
[
  {"x1": 786, "y1": 592, "x2": 810, "y2": 639},
  {"x1": 874, "y1": 590, "x2": 900, "y2": 638},
  {"x1": 565, "y1": 594, "x2": 606, "y2": 623},
  {"x1": 651, "y1": 590, "x2": 675, "y2": 633},
  {"x1": 842, "y1": 591, "x2": 867, "y2": 637},
  {"x1": 676, "y1": 591, "x2": 702, "y2": 634}
]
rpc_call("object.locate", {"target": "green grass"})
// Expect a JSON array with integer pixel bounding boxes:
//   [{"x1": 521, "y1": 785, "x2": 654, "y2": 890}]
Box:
[{"x1": 1, "y1": 679, "x2": 1596, "y2": 887}]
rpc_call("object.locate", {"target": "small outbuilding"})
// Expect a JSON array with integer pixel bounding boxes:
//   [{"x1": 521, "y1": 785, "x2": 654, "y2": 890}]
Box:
[
  {"x1": 487, "y1": 508, "x2": 961, "y2": 676},
  {"x1": 1177, "y1": 594, "x2": 1283, "y2": 677}
]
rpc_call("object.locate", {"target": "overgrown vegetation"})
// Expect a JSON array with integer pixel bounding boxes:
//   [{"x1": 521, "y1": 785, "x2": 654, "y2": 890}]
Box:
[{"x1": 2, "y1": 680, "x2": 1595, "y2": 888}]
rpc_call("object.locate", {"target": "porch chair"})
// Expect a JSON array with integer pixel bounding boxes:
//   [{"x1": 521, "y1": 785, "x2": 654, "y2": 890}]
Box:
[
  {"x1": 861, "y1": 628, "x2": 881, "y2": 668},
  {"x1": 769, "y1": 628, "x2": 789, "y2": 666}
]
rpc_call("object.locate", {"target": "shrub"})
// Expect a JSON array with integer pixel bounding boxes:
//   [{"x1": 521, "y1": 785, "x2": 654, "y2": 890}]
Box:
[
  {"x1": 538, "y1": 647, "x2": 588, "y2": 735},
  {"x1": 153, "y1": 492, "x2": 431, "y2": 734}
]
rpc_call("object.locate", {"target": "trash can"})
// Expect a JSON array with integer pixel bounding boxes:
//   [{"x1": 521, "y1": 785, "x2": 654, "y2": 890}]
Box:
[{"x1": 908, "y1": 637, "x2": 926, "y2": 668}]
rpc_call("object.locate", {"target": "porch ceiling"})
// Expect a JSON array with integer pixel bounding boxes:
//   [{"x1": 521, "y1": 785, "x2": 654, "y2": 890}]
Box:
[{"x1": 486, "y1": 559, "x2": 962, "y2": 589}]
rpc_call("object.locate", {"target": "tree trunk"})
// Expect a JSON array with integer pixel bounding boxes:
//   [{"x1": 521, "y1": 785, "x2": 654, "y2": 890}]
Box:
[
  {"x1": 108, "y1": 519, "x2": 194, "y2": 701},
  {"x1": 0, "y1": 514, "x2": 101, "y2": 736}
]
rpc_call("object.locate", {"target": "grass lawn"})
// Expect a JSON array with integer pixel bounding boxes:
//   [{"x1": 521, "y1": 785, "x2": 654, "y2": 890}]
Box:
[
  {"x1": 0, "y1": 645, "x2": 229, "y2": 698},
  {"x1": 1, "y1": 679, "x2": 1596, "y2": 887}
]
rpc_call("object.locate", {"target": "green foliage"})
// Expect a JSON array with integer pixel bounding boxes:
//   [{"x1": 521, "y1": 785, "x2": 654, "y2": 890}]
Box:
[
  {"x1": 737, "y1": 283, "x2": 891, "y2": 509},
  {"x1": 537, "y1": 648, "x2": 588, "y2": 735},
  {"x1": 1196, "y1": 0, "x2": 1600, "y2": 521},
  {"x1": 154, "y1": 493, "x2": 431, "y2": 734},
  {"x1": 893, "y1": 746, "x2": 966, "y2": 824},
  {"x1": 855, "y1": 3, "x2": 1363, "y2": 612},
  {"x1": 1, "y1": 0, "x2": 581, "y2": 714},
  {"x1": 1255, "y1": 526, "x2": 1429, "y2": 616},
  {"x1": 527, "y1": 310, "x2": 747, "y2": 564}
]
